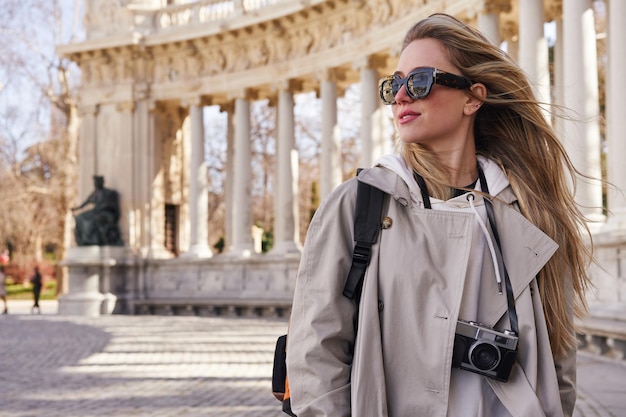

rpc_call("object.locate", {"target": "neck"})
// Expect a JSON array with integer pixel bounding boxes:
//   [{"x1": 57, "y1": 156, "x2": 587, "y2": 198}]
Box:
[
  {"x1": 437, "y1": 152, "x2": 478, "y2": 187},
  {"x1": 422, "y1": 131, "x2": 478, "y2": 187},
  {"x1": 448, "y1": 168, "x2": 478, "y2": 188}
]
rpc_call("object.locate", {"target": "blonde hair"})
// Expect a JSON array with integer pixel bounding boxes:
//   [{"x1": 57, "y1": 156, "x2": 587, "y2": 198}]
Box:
[{"x1": 401, "y1": 13, "x2": 593, "y2": 357}]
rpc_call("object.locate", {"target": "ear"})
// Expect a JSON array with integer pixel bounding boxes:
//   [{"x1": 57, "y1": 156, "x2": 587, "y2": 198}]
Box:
[{"x1": 464, "y1": 83, "x2": 487, "y2": 116}]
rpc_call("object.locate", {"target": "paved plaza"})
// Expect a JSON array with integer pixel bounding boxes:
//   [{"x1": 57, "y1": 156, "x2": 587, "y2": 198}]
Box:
[{"x1": 1, "y1": 300, "x2": 625, "y2": 417}]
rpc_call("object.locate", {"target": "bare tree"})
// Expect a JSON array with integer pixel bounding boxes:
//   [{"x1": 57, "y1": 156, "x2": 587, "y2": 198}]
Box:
[
  {"x1": 250, "y1": 100, "x2": 277, "y2": 237},
  {"x1": 204, "y1": 106, "x2": 228, "y2": 250},
  {"x1": 203, "y1": 101, "x2": 279, "y2": 251},
  {"x1": 0, "y1": 0, "x2": 81, "y2": 286}
]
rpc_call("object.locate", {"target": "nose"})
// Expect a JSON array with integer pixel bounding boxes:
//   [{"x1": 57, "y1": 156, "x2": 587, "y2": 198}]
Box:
[{"x1": 394, "y1": 81, "x2": 412, "y2": 104}]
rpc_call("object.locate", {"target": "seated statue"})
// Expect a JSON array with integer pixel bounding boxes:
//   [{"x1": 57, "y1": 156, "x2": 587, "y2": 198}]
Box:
[{"x1": 71, "y1": 176, "x2": 123, "y2": 246}]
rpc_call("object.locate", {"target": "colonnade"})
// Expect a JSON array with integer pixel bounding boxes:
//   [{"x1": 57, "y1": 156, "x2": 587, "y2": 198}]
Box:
[
  {"x1": 177, "y1": 0, "x2": 624, "y2": 262},
  {"x1": 184, "y1": 72, "x2": 390, "y2": 258},
  {"x1": 57, "y1": 0, "x2": 626, "y2": 315}
]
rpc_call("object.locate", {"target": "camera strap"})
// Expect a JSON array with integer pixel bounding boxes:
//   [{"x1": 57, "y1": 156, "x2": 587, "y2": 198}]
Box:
[
  {"x1": 413, "y1": 171, "x2": 433, "y2": 209},
  {"x1": 477, "y1": 166, "x2": 519, "y2": 336},
  {"x1": 414, "y1": 165, "x2": 519, "y2": 336}
]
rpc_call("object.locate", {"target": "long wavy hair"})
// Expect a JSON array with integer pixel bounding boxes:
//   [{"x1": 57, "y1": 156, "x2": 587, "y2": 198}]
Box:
[{"x1": 400, "y1": 13, "x2": 593, "y2": 357}]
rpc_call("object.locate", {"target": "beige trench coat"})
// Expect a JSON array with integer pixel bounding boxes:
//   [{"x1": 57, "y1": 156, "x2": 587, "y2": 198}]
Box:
[{"x1": 286, "y1": 164, "x2": 577, "y2": 417}]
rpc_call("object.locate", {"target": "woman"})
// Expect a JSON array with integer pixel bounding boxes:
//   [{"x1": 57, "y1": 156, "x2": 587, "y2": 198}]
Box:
[{"x1": 286, "y1": 13, "x2": 592, "y2": 417}]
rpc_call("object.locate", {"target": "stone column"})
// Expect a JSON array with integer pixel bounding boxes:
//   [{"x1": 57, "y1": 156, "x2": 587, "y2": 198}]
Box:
[
  {"x1": 145, "y1": 104, "x2": 172, "y2": 260},
  {"x1": 77, "y1": 105, "x2": 99, "y2": 202},
  {"x1": 230, "y1": 95, "x2": 254, "y2": 256},
  {"x1": 506, "y1": 37, "x2": 519, "y2": 62},
  {"x1": 604, "y1": 0, "x2": 626, "y2": 229},
  {"x1": 182, "y1": 99, "x2": 212, "y2": 258},
  {"x1": 552, "y1": 16, "x2": 565, "y2": 138},
  {"x1": 477, "y1": 10, "x2": 500, "y2": 45},
  {"x1": 562, "y1": 0, "x2": 604, "y2": 223},
  {"x1": 320, "y1": 69, "x2": 342, "y2": 200},
  {"x1": 222, "y1": 102, "x2": 235, "y2": 252},
  {"x1": 146, "y1": 102, "x2": 161, "y2": 257},
  {"x1": 128, "y1": 94, "x2": 157, "y2": 309},
  {"x1": 117, "y1": 101, "x2": 135, "y2": 248},
  {"x1": 518, "y1": 0, "x2": 551, "y2": 116},
  {"x1": 272, "y1": 86, "x2": 301, "y2": 254},
  {"x1": 358, "y1": 59, "x2": 388, "y2": 168},
  {"x1": 133, "y1": 98, "x2": 153, "y2": 256},
  {"x1": 360, "y1": 65, "x2": 377, "y2": 168}
]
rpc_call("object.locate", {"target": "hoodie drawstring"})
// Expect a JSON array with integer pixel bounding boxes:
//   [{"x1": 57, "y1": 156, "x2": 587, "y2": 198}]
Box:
[{"x1": 466, "y1": 193, "x2": 503, "y2": 294}]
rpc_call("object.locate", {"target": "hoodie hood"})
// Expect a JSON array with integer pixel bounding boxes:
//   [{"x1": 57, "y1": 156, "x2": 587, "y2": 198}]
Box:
[{"x1": 373, "y1": 153, "x2": 511, "y2": 209}]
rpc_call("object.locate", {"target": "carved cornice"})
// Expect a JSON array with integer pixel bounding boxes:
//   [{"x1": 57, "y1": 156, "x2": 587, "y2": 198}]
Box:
[
  {"x1": 181, "y1": 96, "x2": 203, "y2": 108},
  {"x1": 545, "y1": 0, "x2": 563, "y2": 22},
  {"x1": 483, "y1": 0, "x2": 512, "y2": 15},
  {"x1": 64, "y1": 0, "x2": 541, "y2": 104},
  {"x1": 499, "y1": 0, "x2": 519, "y2": 42},
  {"x1": 78, "y1": 104, "x2": 99, "y2": 118},
  {"x1": 117, "y1": 101, "x2": 135, "y2": 113},
  {"x1": 227, "y1": 88, "x2": 259, "y2": 102},
  {"x1": 273, "y1": 79, "x2": 305, "y2": 94},
  {"x1": 134, "y1": 83, "x2": 151, "y2": 101},
  {"x1": 79, "y1": 47, "x2": 137, "y2": 88}
]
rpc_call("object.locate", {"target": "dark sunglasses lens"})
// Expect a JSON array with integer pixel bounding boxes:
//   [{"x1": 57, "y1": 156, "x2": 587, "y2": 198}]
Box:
[
  {"x1": 380, "y1": 78, "x2": 397, "y2": 104},
  {"x1": 407, "y1": 72, "x2": 430, "y2": 99},
  {"x1": 379, "y1": 71, "x2": 434, "y2": 104}
]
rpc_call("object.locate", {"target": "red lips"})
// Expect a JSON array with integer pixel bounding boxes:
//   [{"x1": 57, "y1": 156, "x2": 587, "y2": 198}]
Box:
[{"x1": 397, "y1": 109, "x2": 420, "y2": 124}]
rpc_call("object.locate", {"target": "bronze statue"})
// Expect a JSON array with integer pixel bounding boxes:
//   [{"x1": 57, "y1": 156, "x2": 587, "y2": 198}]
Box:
[{"x1": 71, "y1": 176, "x2": 123, "y2": 246}]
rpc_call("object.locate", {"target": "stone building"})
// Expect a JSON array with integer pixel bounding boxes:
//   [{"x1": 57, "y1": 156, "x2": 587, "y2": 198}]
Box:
[{"x1": 56, "y1": 0, "x2": 626, "y2": 331}]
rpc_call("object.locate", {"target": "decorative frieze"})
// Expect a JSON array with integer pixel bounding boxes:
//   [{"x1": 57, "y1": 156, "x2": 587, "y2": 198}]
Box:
[
  {"x1": 68, "y1": 0, "x2": 512, "y2": 104},
  {"x1": 84, "y1": 0, "x2": 133, "y2": 40},
  {"x1": 483, "y1": 0, "x2": 513, "y2": 15}
]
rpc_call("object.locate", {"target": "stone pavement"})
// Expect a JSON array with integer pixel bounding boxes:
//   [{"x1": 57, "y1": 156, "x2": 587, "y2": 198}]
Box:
[
  {"x1": 1, "y1": 300, "x2": 288, "y2": 417},
  {"x1": 1, "y1": 300, "x2": 625, "y2": 417}
]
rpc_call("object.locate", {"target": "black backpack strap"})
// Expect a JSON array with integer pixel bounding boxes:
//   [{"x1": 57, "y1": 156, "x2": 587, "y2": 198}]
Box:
[{"x1": 343, "y1": 179, "x2": 385, "y2": 300}]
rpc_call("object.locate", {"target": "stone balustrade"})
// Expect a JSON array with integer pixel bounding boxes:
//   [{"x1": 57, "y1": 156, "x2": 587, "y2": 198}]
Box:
[
  {"x1": 130, "y1": 0, "x2": 326, "y2": 36},
  {"x1": 154, "y1": 0, "x2": 271, "y2": 29},
  {"x1": 133, "y1": 297, "x2": 292, "y2": 318},
  {"x1": 577, "y1": 306, "x2": 626, "y2": 361}
]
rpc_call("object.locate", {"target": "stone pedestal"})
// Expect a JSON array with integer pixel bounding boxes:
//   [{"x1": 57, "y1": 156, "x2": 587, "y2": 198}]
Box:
[{"x1": 58, "y1": 246, "x2": 124, "y2": 316}]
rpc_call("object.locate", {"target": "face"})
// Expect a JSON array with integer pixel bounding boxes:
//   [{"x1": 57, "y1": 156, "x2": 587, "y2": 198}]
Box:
[{"x1": 391, "y1": 38, "x2": 476, "y2": 153}]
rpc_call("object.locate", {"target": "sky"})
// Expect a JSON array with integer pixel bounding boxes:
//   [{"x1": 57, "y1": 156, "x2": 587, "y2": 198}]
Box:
[{"x1": 0, "y1": 0, "x2": 83, "y2": 160}]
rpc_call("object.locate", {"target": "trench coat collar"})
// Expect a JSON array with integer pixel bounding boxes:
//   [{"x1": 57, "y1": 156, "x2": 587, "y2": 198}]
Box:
[{"x1": 357, "y1": 165, "x2": 412, "y2": 207}]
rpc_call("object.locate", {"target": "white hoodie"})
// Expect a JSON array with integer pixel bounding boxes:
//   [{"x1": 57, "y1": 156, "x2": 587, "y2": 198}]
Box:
[{"x1": 374, "y1": 153, "x2": 515, "y2": 417}]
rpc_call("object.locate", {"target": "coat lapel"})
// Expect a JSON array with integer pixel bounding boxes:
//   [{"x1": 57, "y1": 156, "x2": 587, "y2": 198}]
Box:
[{"x1": 479, "y1": 199, "x2": 558, "y2": 326}]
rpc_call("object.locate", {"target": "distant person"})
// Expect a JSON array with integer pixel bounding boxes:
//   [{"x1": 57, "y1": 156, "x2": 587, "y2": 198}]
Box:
[
  {"x1": 31, "y1": 266, "x2": 42, "y2": 315},
  {"x1": 71, "y1": 175, "x2": 123, "y2": 246},
  {"x1": 0, "y1": 265, "x2": 7, "y2": 314}
]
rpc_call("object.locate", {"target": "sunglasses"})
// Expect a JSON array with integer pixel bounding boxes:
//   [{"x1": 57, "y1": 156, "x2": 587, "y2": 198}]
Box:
[{"x1": 378, "y1": 67, "x2": 472, "y2": 105}]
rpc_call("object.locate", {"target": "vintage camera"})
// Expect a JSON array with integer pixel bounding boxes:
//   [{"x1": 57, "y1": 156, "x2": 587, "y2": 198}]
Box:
[{"x1": 451, "y1": 320, "x2": 518, "y2": 382}]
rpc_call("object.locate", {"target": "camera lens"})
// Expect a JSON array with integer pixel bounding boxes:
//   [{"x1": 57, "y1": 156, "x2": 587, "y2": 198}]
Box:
[{"x1": 469, "y1": 342, "x2": 500, "y2": 371}]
